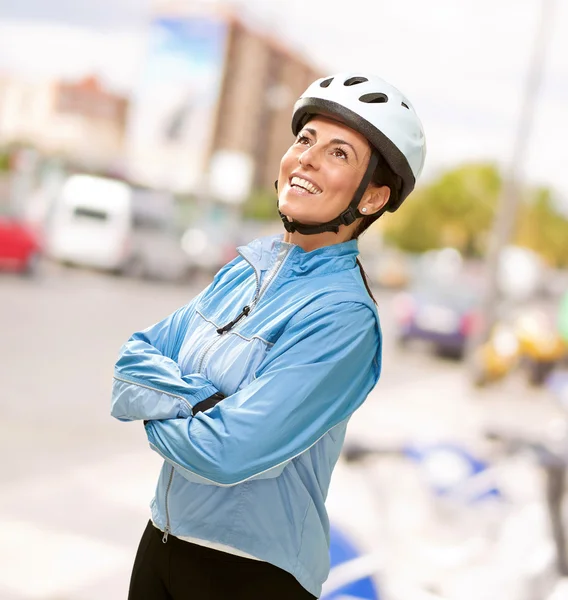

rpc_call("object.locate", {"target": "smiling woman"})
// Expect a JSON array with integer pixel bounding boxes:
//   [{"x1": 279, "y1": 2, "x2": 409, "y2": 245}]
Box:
[
  {"x1": 278, "y1": 117, "x2": 378, "y2": 227},
  {"x1": 277, "y1": 74, "x2": 425, "y2": 242},
  {"x1": 275, "y1": 74, "x2": 425, "y2": 300},
  {"x1": 112, "y1": 72, "x2": 426, "y2": 600}
]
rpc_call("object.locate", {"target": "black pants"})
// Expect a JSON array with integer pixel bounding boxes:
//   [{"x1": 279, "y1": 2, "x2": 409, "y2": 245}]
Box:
[{"x1": 128, "y1": 521, "x2": 317, "y2": 599}]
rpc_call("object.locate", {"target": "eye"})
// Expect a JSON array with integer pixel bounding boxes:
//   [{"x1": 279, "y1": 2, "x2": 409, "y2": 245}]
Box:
[
  {"x1": 295, "y1": 134, "x2": 311, "y2": 145},
  {"x1": 332, "y1": 147, "x2": 348, "y2": 160}
]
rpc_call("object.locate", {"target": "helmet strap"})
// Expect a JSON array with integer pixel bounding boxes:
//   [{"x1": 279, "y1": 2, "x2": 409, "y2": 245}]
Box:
[{"x1": 276, "y1": 152, "x2": 379, "y2": 235}]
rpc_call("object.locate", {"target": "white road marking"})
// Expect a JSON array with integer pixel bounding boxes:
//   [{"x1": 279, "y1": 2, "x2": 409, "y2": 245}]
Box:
[{"x1": 0, "y1": 520, "x2": 131, "y2": 598}]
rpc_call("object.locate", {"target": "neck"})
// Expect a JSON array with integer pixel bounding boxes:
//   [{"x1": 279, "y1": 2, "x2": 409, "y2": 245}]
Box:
[{"x1": 283, "y1": 227, "x2": 355, "y2": 252}]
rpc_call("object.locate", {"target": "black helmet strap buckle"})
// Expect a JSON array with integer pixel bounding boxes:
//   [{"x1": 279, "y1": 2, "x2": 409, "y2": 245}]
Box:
[{"x1": 276, "y1": 152, "x2": 379, "y2": 236}]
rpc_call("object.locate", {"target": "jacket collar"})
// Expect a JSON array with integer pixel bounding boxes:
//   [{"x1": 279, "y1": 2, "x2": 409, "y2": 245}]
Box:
[{"x1": 237, "y1": 234, "x2": 360, "y2": 279}]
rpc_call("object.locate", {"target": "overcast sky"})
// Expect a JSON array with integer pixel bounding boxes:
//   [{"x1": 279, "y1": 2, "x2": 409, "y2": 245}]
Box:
[{"x1": 0, "y1": 0, "x2": 566, "y2": 207}]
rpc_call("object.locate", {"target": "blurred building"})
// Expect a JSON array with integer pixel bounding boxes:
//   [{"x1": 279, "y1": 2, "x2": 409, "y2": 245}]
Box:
[
  {"x1": 0, "y1": 75, "x2": 128, "y2": 170},
  {"x1": 126, "y1": 3, "x2": 321, "y2": 200}
]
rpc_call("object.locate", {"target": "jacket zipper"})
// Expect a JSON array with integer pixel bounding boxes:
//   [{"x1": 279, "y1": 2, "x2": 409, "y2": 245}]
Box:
[
  {"x1": 162, "y1": 465, "x2": 174, "y2": 543},
  {"x1": 163, "y1": 246, "x2": 291, "y2": 535},
  {"x1": 195, "y1": 244, "x2": 291, "y2": 373},
  {"x1": 216, "y1": 305, "x2": 251, "y2": 334},
  {"x1": 248, "y1": 244, "x2": 290, "y2": 312},
  {"x1": 194, "y1": 256, "x2": 260, "y2": 372}
]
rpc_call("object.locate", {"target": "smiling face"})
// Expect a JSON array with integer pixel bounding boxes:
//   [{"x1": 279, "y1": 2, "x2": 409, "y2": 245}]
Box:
[{"x1": 277, "y1": 116, "x2": 374, "y2": 226}]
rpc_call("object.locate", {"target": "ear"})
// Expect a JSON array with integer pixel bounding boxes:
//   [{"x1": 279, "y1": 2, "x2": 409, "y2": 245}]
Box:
[{"x1": 359, "y1": 185, "x2": 390, "y2": 216}]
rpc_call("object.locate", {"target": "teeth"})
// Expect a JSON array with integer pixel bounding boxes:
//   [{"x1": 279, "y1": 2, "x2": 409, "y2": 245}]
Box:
[{"x1": 291, "y1": 176, "x2": 321, "y2": 194}]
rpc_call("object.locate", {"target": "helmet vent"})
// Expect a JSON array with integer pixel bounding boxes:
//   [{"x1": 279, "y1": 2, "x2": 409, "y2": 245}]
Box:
[
  {"x1": 359, "y1": 93, "x2": 388, "y2": 104},
  {"x1": 344, "y1": 76, "x2": 368, "y2": 86},
  {"x1": 320, "y1": 78, "x2": 334, "y2": 88},
  {"x1": 401, "y1": 102, "x2": 409, "y2": 109}
]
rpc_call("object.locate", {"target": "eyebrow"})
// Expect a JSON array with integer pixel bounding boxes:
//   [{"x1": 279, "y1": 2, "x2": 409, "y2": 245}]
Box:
[{"x1": 302, "y1": 127, "x2": 360, "y2": 161}]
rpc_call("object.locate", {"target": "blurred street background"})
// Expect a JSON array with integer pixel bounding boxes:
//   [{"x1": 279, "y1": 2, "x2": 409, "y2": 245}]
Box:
[{"x1": 1, "y1": 1, "x2": 568, "y2": 599}]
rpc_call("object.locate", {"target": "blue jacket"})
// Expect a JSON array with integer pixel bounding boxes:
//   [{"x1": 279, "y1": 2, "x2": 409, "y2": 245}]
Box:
[{"x1": 111, "y1": 234, "x2": 382, "y2": 597}]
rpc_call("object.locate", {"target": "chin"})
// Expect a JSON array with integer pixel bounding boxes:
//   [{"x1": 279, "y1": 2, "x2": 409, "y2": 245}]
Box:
[
  {"x1": 279, "y1": 197, "x2": 326, "y2": 225},
  {"x1": 279, "y1": 205, "x2": 317, "y2": 226}
]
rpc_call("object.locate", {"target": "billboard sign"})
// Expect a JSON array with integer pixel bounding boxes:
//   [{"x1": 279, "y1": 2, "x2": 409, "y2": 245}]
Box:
[{"x1": 127, "y1": 15, "x2": 228, "y2": 193}]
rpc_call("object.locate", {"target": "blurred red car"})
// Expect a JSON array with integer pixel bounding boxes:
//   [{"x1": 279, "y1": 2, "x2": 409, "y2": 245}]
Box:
[{"x1": 0, "y1": 216, "x2": 41, "y2": 274}]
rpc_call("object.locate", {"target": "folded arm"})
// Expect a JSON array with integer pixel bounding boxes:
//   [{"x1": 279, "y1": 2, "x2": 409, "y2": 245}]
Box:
[
  {"x1": 111, "y1": 294, "x2": 220, "y2": 422},
  {"x1": 145, "y1": 302, "x2": 381, "y2": 486}
]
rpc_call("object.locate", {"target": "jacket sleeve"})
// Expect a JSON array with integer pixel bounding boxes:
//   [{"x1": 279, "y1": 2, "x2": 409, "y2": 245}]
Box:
[
  {"x1": 144, "y1": 301, "x2": 381, "y2": 486},
  {"x1": 111, "y1": 293, "x2": 220, "y2": 422}
]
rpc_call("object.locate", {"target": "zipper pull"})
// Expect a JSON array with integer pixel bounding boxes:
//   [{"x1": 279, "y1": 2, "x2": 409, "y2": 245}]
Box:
[
  {"x1": 216, "y1": 305, "x2": 250, "y2": 334},
  {"x1": 162, "y1": 525, "x2": 170, "y2": 544}
]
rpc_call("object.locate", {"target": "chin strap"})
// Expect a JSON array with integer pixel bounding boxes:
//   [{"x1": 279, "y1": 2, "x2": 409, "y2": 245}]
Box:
[{"x1": 276, "y1": 152, "x2": 379, "y2": 235}]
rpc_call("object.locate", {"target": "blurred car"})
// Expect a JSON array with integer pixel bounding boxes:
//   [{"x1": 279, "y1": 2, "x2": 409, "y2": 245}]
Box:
[
  {"x1": 470, "y1": 322, "x2": 520, "y2": 387},
  {"x1": 515, "y1": 308, "x2": 567, "y2": 385},
  {"x1": 46, "y1": 174, "x2": 187, "y2": 281},
  {"x1": 372, "y1": 249, "x2": 414, "y2": 289},
  {"x1": 471, "y1": 307, "x2": 567, "y2": 387},
  {"x1": 393, "y1": 280, "x2": 482, "y2": 359},
  {"x1": 0, "y1": 215, "x2": 42, "y2": 275},
  {"x1": 181, "y1": 226, "x2": 238, "y2": 276},
  {"x1": 180, "y1": 217, "x2": 264, "y2": 277}
]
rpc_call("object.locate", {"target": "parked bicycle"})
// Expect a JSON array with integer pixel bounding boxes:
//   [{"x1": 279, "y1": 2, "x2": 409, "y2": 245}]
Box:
[{"x1": 335, "y1": 424, "x2": 568, "y2": 600}]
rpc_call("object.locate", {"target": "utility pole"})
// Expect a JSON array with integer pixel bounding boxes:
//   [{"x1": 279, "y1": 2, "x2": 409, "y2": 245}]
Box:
[{"x1": 476, "y1": 0, "x2": 557, "y2": 345}]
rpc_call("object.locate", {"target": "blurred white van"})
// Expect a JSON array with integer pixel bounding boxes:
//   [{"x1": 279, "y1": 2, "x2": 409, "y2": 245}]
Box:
[{"x1": 46, "y1": 174, "x2": 187, "y2": 280}]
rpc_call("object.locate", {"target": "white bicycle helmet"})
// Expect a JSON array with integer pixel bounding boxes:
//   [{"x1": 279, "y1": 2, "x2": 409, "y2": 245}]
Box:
[{"x1": 279, "y1": 72, "x2": 426, "y2": 235}]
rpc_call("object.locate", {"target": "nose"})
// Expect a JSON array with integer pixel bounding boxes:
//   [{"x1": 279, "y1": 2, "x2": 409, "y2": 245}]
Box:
[{"x1": 298, "y1": 144, "x2": 320, "y2": 169}]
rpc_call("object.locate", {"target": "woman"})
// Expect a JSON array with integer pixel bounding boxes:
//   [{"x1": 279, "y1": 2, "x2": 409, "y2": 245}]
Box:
[{"x1": 111, "y1": 72, "x2": 426, "y2": 599}]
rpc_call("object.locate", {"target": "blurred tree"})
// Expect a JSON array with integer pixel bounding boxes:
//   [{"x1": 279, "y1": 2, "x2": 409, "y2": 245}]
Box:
[
  {"x1": 242, "y1": 187, "x2": 278, "y2": 222},
  {"x1": 381, "y1": 192, "x2": 441, "y2": 253},
  {"x1": 0, "y1": 150, "x2": 10, "y2": 172},
  {"x1": 516, "y1": 187, "x2": 568, "y2": 267},
  {"x1": 384, "y1": 163, "x2": 501, "y2": 256}
]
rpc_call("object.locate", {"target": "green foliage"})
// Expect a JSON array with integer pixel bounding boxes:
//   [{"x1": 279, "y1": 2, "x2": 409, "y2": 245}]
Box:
[
  {"x1": 384, "y1": 161, "x2": 568, "y2": 267},
  {"x1": 516, "y1": 188, "x2": 568, "y2": 267},
  {"x1": 384, "y1": 163, "x2": 501, "y2": 256},
  {"x1": 0, "y1": 153, "x2": 9, "y2": 172},
  {"x1": 382, "y1": 196, "x2": 442, "y2": 253},
  {"x1": 242, "y1": 187, "x2": 279, "y2": 222}
]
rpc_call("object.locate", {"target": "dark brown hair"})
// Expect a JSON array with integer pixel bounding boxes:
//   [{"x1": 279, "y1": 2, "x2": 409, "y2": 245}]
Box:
[{"x1": 352, "y1": 153, "x2": 402, "y2": 304}]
